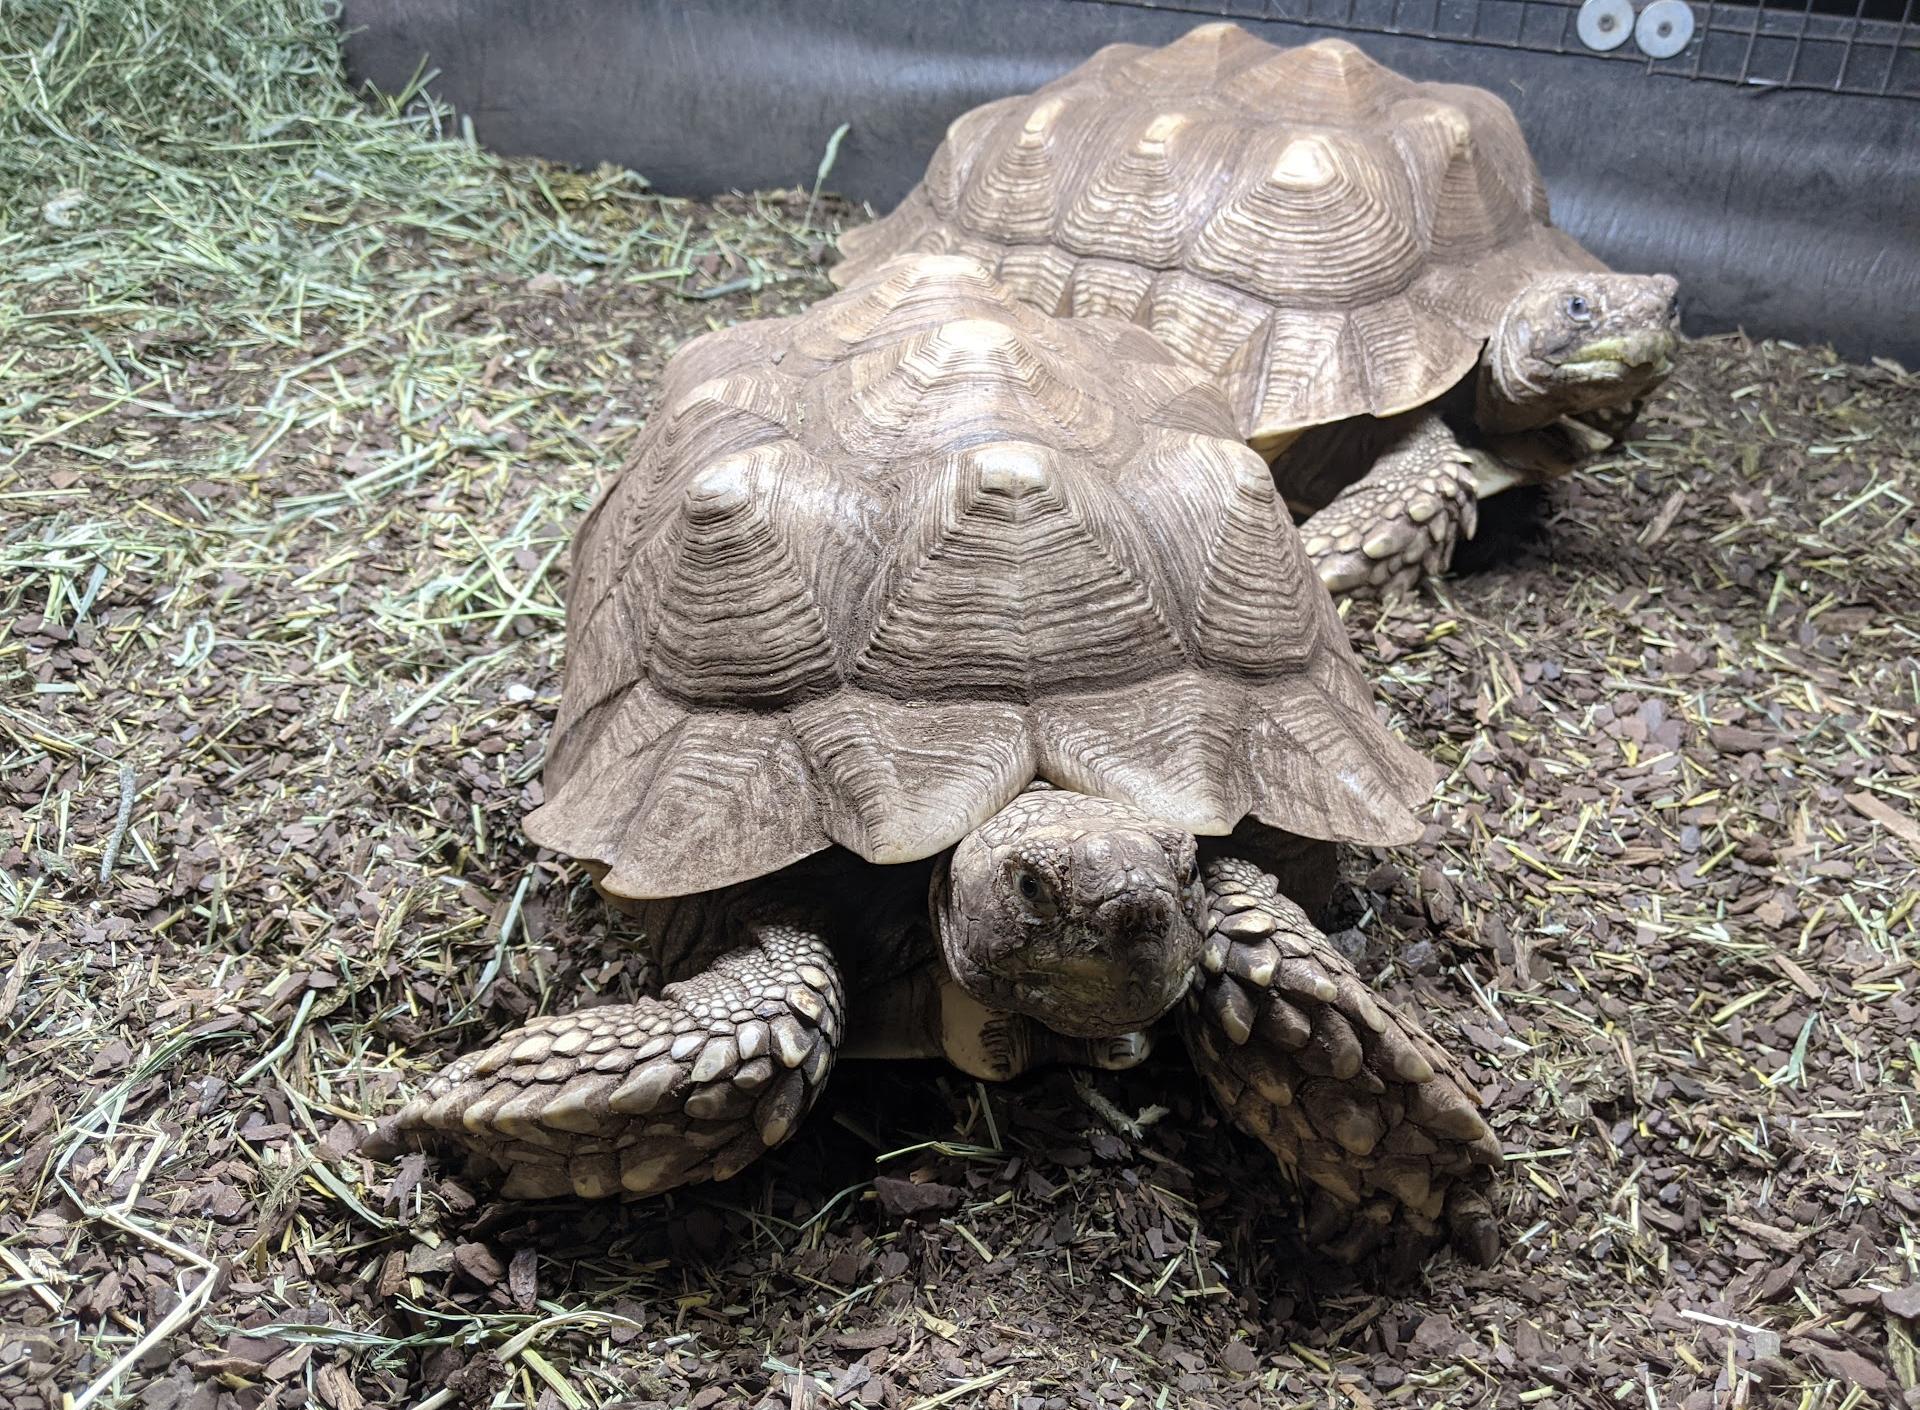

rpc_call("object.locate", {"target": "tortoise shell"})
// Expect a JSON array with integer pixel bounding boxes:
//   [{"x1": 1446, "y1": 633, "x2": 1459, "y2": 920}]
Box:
[
  {"x1": 525, "y1": 255, "x2": 1434, "y2": 899},
  {"x1": 832, "y1": 25, "x2": 1605, "y2": 449}
]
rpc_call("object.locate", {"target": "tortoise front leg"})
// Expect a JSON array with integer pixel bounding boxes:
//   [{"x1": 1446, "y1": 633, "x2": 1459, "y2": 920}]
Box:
[
  {"x1": 1180, "y1": 856, "x2": 1503, "y2": 1264},
  {"x1": 1301, "y1": 414, "x2": 1479, "y2": 597},
  {"x1": 372, "y1": 917, "x2": 843, "y2": 1199}
]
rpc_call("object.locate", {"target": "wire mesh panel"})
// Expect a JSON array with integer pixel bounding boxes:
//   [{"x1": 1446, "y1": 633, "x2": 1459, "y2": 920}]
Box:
[{"x1": 1084, "y1": 0, "x2": 1920, "y2": 96}]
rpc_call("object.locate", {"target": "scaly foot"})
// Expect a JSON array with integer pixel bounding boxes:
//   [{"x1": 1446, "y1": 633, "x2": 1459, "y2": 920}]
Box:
[
  {"x1": 367, "y1": 920, "x2": 843, "y2": 1199},
  {"x1": 1180, "y1": 856, "x2": 1502, "y2": 1264},
  {"x1": 1303, "y1": 415, "x2": 1479, "y2": 597}
]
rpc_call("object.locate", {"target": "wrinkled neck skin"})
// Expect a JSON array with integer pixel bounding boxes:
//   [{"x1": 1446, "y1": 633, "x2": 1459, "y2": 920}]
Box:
[
  {"x1": 1475, "y1": 271, "x2": 1681, "y2": 436},
  {"x1": 1475, "y1": 337, "x2": 1552, "y2": 436},
  {"x1": 933, "y1": 788, "x2": 1203, "y2": 1038}
]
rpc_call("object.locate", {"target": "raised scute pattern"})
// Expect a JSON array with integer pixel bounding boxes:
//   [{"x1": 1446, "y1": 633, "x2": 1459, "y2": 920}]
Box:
[
  {"x1": 833, "y1": 24, "x2": 1604, "y2": 441},
  {"x1": 525, "y1": 256, "x2": 1434, "y2": 897}
]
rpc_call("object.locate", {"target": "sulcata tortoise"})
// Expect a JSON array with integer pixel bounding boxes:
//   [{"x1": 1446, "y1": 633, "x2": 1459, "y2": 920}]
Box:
[
  {"x1": 832, "y1": 24, "x2": 1681, "y2": 596},
  {"x1": 375, "y1": 255, "x2": 1502, "y2": 1258}
]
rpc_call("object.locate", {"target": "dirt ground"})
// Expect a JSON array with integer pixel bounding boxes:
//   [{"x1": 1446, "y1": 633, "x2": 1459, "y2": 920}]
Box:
[{"x1": 4, "y1": 15, "x2": 1920, "y2": 1409}]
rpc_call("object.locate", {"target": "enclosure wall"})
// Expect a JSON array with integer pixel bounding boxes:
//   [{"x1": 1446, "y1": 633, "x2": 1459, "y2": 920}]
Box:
[{"x1": 342, "y1": 0, "x2": 1920, "y2": 364}]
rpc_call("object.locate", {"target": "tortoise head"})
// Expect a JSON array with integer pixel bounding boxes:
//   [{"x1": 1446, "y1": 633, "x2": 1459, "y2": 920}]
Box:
[
  {"x1": 934, "y1": 789, "x2": 1203, "y2": 1038},
  {"x1": 1481, "y1": 272, "x2": 1681, "y2": 432}
]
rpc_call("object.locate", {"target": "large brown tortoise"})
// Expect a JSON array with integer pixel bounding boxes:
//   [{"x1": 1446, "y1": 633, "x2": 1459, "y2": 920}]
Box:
[
  {"x1": 373, "y1": 255, "x2": 1502, "y2": 1260},
  {"x1": 832, "y1": 24, "x2": 1680, "y2": 596}
]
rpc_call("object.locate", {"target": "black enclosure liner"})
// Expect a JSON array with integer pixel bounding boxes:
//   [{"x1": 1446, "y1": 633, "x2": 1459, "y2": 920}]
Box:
[{"x1": 342, "y1": 0, "x2": 1920, "y2": 364}]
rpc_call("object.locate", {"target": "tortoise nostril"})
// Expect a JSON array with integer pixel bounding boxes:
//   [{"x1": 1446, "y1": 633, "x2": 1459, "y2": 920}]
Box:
[{"x1": 1095, "y1": 889, "x2": 1177, "y2": 945}]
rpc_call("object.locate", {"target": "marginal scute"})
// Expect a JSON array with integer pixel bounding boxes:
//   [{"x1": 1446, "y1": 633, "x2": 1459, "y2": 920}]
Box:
[
  {"x1": 1065, "y1": 259, "x2": 1156, "y2": 322},
  {"x1": 1245, "y1": 307, "x2": 1354, "y2": 435},
  {"x1": 1034, "y1": 673, "x2": 1248, "y2": 836},
  {"x1": 1246, "y1": 685, "x2": 1435, "y2": 847},
  {"x1": 1342, "y1": 294, "x2": 1463, "y2": 418},
  {"x1": 1144, "y1": 270, "x2": 1272, "y2": 378},
  {"x1": 791, "y1": 692, "x2": 1034, "y2": 864},
  {"x1": 994, "y1": 243, "x2": 1078, "y2": 315},
  {"x1": 576, "y1": 715, "x2": 830, "y2": 899}
]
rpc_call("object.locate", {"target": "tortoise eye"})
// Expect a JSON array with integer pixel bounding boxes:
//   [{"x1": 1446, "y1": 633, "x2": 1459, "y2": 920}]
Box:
[
  {"x1": 1004, "y1": 852, "x2": 1060, "y2": 914},
  {"x1": 1564, "y1": 294, "x2": 1592, "y2": 323},
  {"x1": 1155, "y1": 831, "x2": 1198, "y2": 884}
]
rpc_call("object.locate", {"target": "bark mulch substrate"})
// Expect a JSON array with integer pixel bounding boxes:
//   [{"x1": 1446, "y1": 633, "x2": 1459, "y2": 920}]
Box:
[{"x1": 3, "y1": 12, "x2": 1919, "y2": 1409}]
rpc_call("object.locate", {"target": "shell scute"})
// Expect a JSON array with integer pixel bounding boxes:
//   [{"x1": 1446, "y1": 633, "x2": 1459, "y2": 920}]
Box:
[
  {"x1": 528, "y1": 257, "x2": 1432, "y2": 897},
  {"x1": 832, "y1": 26, "x2": 1595, "y2": 442}
]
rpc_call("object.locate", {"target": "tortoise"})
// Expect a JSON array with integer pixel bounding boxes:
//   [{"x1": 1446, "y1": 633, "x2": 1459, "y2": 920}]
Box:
[
  {"x1": 373, "y1": 254, "x2": 1502, "y2": 1258},
  {"x1": 831, "y1": 24, "x2": 1681, "y2": 596}
]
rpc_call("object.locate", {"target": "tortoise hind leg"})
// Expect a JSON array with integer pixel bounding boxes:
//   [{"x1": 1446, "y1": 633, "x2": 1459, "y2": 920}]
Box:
[
  {"x1": 1301, "y1": 414, "x2": 1479, "y2": 597},
  {"x1": 1179, "y1": 855, "x2": 1503, "y2": 1265},
  {"x1": 373, "y1": 918, "x2": 843, "y2": 1199},
  {"x1": 938, "y1": 977, "x2": 1153, "y2": 1079},
  {"x1": 845, "y1": 965, "x2": 1152, "y2": 1078}
]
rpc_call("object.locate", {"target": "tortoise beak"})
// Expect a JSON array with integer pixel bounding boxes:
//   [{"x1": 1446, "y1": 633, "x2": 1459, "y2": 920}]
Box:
[{"x1": 1560, "y1": 329, "x2": 1677, "y2": 376}]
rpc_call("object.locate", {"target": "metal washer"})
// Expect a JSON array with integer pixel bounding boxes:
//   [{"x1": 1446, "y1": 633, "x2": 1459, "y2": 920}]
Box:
[
  {"x1": 1576, "y1": 0, "x2": 1635, "y2": 51},
  {"x1": 1636, "y1": 0, "x2": 1696, "y2": 58}
]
